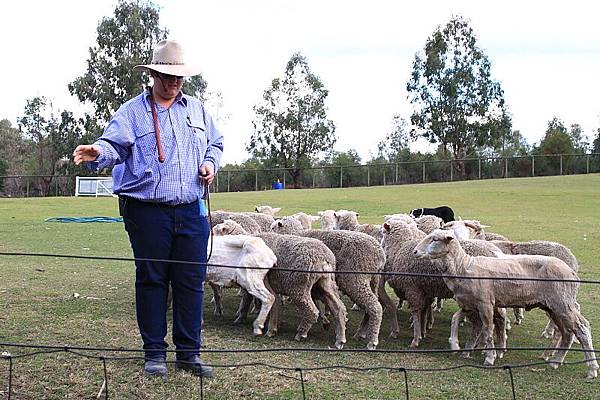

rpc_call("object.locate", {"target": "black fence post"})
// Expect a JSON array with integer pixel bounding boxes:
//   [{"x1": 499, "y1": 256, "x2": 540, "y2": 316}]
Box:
[
  {"x1": 504, "y1": 365, "x2": 516, "y2": 400},
  {"x1": 296, "y1": 368, "x2": 306, "y2": 400},
  {"x1": 399, "y1": 367, "x2": 409, "y2": 400}
]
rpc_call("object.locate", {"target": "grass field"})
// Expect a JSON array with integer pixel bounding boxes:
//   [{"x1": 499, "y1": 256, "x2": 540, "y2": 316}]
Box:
[{"x1": 1, "y1": 174, "x2": 600, "y2": 399}]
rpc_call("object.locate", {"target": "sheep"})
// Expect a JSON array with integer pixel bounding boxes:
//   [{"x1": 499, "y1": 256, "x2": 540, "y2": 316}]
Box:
[
  {"x1": 442, "y1": 220, "x2": 488, "y2": 240},
  {"x1": 318, "y1": 210, "x2": 336, "y2": 230},
  {"x1": 380, "y1": 220, "x2": 506, "y2": 349},
  {"x1": 205, "y1": 234, "x2": 277, "y2": 336},
  {"x1": 413, "y1": 229, "x2": 598, "y2": 379},
  {"x1": 491, "y1": 239, "x2": 579, "y2": 339},
  {"x1": 415, "y1": 215, "x2": 445, "y2": 234},
  {"x1": 255, "y1": 232, "x2": 348, "y2": 349},
  {"x1": 255, "y1": 205, "x2": 282, "y2": 216},
  {"x1": 384, "y1": 213, "x2": 417, "y2": 226},
  {"x1": 290, "y1": 212, "x2": 320, "y2": 229},
  {"x1": 334, "y1": 209, "x2": 383, "y2": 243},
  {"x1": 271, "y1": 217, "x2": 385, "y2": 350},
  {"x1": 484, "y1": 232, "x2": 510, "y2": 241},
  {"x1": 210, "y1": 210, "x2": 262, "y2": 234},
  {"x1": 241, "y1": 212, "x2": 276, "y2": 232},
  {"x1": 409, "y1": 205, "x2": 455, "y2": 223}
]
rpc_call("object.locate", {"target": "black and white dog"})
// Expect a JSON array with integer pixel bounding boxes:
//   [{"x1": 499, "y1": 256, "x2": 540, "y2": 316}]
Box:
[{"x1": 409, "y1": 206, "x2": 455, "y2": 223}]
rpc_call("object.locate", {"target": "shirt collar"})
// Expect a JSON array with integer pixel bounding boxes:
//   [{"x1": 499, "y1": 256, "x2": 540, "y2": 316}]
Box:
[{"x1": 142, "y1": 88, "x2": 188, "y2": 111}]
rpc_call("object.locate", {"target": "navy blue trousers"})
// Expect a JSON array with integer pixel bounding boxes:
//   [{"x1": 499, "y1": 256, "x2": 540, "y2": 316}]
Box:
[{"x1": 122, "y1": 197, "x2": 209, "y2": 361}]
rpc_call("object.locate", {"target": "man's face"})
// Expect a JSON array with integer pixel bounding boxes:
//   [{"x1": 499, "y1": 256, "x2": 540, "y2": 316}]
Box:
[{"x1": 153, "y1": 72, "x2": 184, "y2": 100}]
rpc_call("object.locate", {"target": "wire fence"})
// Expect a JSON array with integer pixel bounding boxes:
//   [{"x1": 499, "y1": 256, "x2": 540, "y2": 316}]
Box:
[
  {"x1": 2, "y1": 153, "x2": 599, "y2": 197},
  {"x1": 2, "y1": 251, "x2": 599, "y2": 399}
]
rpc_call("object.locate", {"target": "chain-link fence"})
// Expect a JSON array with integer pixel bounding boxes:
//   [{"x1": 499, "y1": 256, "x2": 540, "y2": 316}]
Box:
[{"x1": 2, "y1": 153, "x2": 599, "y2": 197}]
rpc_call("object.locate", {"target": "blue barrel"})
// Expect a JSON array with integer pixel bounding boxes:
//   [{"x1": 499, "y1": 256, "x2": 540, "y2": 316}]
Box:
[{"x1": 272, "y1": 181, "x2": 284, "y2": 190}]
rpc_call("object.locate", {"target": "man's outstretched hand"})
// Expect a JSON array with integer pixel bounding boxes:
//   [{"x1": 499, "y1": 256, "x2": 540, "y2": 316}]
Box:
[{"x1": 73, "y1": 145, "x2": 101, "y2": 165}]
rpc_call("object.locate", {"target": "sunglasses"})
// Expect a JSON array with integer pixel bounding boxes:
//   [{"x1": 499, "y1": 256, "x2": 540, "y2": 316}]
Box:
[{"x1": 156, "y1": 72, "x2": 184, "y2": 81}]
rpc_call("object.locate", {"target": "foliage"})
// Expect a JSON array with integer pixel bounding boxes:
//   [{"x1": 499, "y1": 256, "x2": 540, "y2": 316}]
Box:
[
  {"x1": 248, "y1": 52, "x2": 336, "y2": 187},
  {"x1": 321, "y1": 149, "x2": 364, "y2": 187},
  {"x1": 376, "y1": 115, "x2": 412, "y2": 161},
  {"x1": 593, "y1": 128, "x2": 600, "y2": 154},
  {"x1": 535, "y1": 117, "x2": 575, "y2": 155},
  {"x1": 407, "y1": 15, "x2": 510, "y2": 166},
  {"x1": 0, "y1": 119, "x2": 27, "y2": 176},
  {"x1": 67, "y1": 0, "x2": 207, "y2": 124},
  {"x1": 16, "y1": 97, "x2": 89, "y2": 195}
]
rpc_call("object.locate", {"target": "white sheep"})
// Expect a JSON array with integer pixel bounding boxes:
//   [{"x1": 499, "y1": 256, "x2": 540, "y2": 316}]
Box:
[
  {"x1": 290, "y1": 212, "x2": 320, "y2": 229},
  {"x1": 334, "y1": 209, "x2": 383, "y2": 242},
  {"x1": 317, "y1": 210, "x2": 336, "y2": 230},
  {"x1": 413, "y1": 229, "x2": 598, "y2": 379},
  {"x1": 206, "y1": 234, "x2": 277, "y2": 336},
  {"x1": 255, "y1": 205, "x2": 282, "y2": 216}
]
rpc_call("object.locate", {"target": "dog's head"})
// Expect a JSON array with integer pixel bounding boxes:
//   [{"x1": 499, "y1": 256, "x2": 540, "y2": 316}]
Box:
[{"x1": 409, "y1": 208, "x2": 423, "y2": 218}]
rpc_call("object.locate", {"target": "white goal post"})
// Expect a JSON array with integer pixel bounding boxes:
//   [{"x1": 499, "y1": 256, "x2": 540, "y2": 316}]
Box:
[{"x1": 75, "y1": 176, "x2": 116, "y2": 197}]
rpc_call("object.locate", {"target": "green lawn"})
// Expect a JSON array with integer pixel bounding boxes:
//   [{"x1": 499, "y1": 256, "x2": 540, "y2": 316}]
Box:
[{"x1": 1, "y1": 174, "x2": 599, "y2": 399}]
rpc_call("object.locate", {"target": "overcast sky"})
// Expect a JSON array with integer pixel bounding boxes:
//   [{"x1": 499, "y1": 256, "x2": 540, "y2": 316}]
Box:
[{"x1": 2, "y1": 0, "x2": 599, "y2": 164}]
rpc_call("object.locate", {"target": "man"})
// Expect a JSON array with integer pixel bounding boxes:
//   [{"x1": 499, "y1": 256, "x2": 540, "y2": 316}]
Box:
[{"x1": 73, "y1": 40, "x2": 223, "y2": 379}]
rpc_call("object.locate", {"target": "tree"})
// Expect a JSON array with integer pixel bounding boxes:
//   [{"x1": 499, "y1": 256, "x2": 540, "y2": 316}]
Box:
[
  {"x1": 68, "y1": 0, "x2": 208, "y2": 126},
  {"x1": 567, "y1": 123, "x2": 589, "y2": 153},
  {"x1": 593, "y1": 128, "x2": 600, "y2": 154},
  {"x1": 322, "y1": 150, "x2": 363, "y2": 187},
  {"x1": 248, "y1": 52, "x2": 336, "y2": 187},
  {"x1": 536, "y1": 117, "x2": 575, "y2": 155},
  {"x1": 407, "y1": 15, "x2": 510, "y2": 171},
  {"x1": 376, "y1": 115, "x2": 412, "y2": 161},
  {"x1": 17, "y1": 98, "x2": 86, "y2": 195}
]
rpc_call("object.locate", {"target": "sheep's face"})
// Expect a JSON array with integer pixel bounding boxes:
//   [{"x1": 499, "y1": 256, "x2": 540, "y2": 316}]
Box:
[
  {"x1": 318, "y1": 210, "x2": 336, "y2": 230},
  {"x1": 413, "y1": 229, "x2": 455, "y2": 259},
  {"x1": 270, "y1": 217, "x2": 301, "y2": 234},
  {"x1": 213, "y1": 219, "x2": 245, "y2": 236}
]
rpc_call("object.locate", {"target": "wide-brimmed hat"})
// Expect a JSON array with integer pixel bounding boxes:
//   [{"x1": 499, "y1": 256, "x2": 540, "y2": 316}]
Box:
[{"x1": 133, "y1": 40, "x2": 200, "y2": 77}]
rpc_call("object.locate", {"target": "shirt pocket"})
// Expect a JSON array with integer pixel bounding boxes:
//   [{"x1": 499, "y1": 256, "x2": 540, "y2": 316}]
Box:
[
  {"x1": 187, "y1": 117, "x2": 207, "y2": 149},
  {"x1": 134, "y1": 125, "x2": 157, "y2": 157}
]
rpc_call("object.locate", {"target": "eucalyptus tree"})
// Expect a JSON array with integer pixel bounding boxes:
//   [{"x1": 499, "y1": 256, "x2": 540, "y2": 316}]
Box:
[
  {"x1": 407, "y1": 15, "x2": 510, "y2": 173},
  {"x1": 248, "y1": 52, "x2": 336, "y2": 187}
]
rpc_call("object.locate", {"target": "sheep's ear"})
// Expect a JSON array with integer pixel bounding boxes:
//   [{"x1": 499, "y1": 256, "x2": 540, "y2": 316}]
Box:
[
  {"x1": 318, "y1": 211, "x2": 324, "y2": 216},
  {"x1": 255, "y1": 206, "x2": 260, "y2": 212},
  {"x1": 334, "y1": 212, "x2": 338, "y2": 218},
  {"x1": 444, "y1": 233, "x2": 455, "y2": 242},
  {"x1": 273, "y1": 207, "x2": 281, "y2": 214},
  {"x1": 383, "y1": 222, "x2": 391, "y2": 232}
]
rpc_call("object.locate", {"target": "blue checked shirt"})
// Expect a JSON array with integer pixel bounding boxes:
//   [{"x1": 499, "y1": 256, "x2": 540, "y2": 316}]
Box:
[{"x1": 87, "y1": 88, "x2": 224, "y2": 205}]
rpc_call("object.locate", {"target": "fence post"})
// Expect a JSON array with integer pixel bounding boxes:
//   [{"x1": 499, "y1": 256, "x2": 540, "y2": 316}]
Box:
[
  {"x1": 478, "y1": 158, "x2": 481, "y2": 179},
  {"x1": 383, "y1": 168, "x2": 386, "y2": 186},
  {"x1": 367, "y1": 165, "x2": 370, "y2": 187},
  {"x1": 504, "y1": 157, "x2": 508, "y2": 178},
  {"x1": 450, "y1": 160, "x2": 453, "y2": 182},
  {"x1": 255, "y1": 171, "x2": 258, "y2": 192},
  {"x1": 560, "y1": 155, "x2": 563, "y2": 175},
  {"x1": 215, "y1": 173, "x2": 219, "y2": 192},
  {"x1": 340, "y1": 166, "x2": 343, "y2": 188},
  {"x1": 587, "y1": 155, "x2": 590, "y2": 174},
  {"x1": 283, "y1": 173, "x2": 286, "y2": 188},
  {"x1": 395, "y1": 163, "x2": 398, "y2": 183},
  {"x1": 26, "y1": 178, "x2": 30, "y2": 197},
  {"x1": 227, "y1": 171, "x2": 230, "y2": 192},
  {"x1": 422, "y1": 162, "x2": 426, "y2": 183},
  {"x1": 532, "y1": 155, "x2": 535, "y2": 177},
  {"x1": 312, "y1": 170, "x2": 315, "y2": 188}
]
